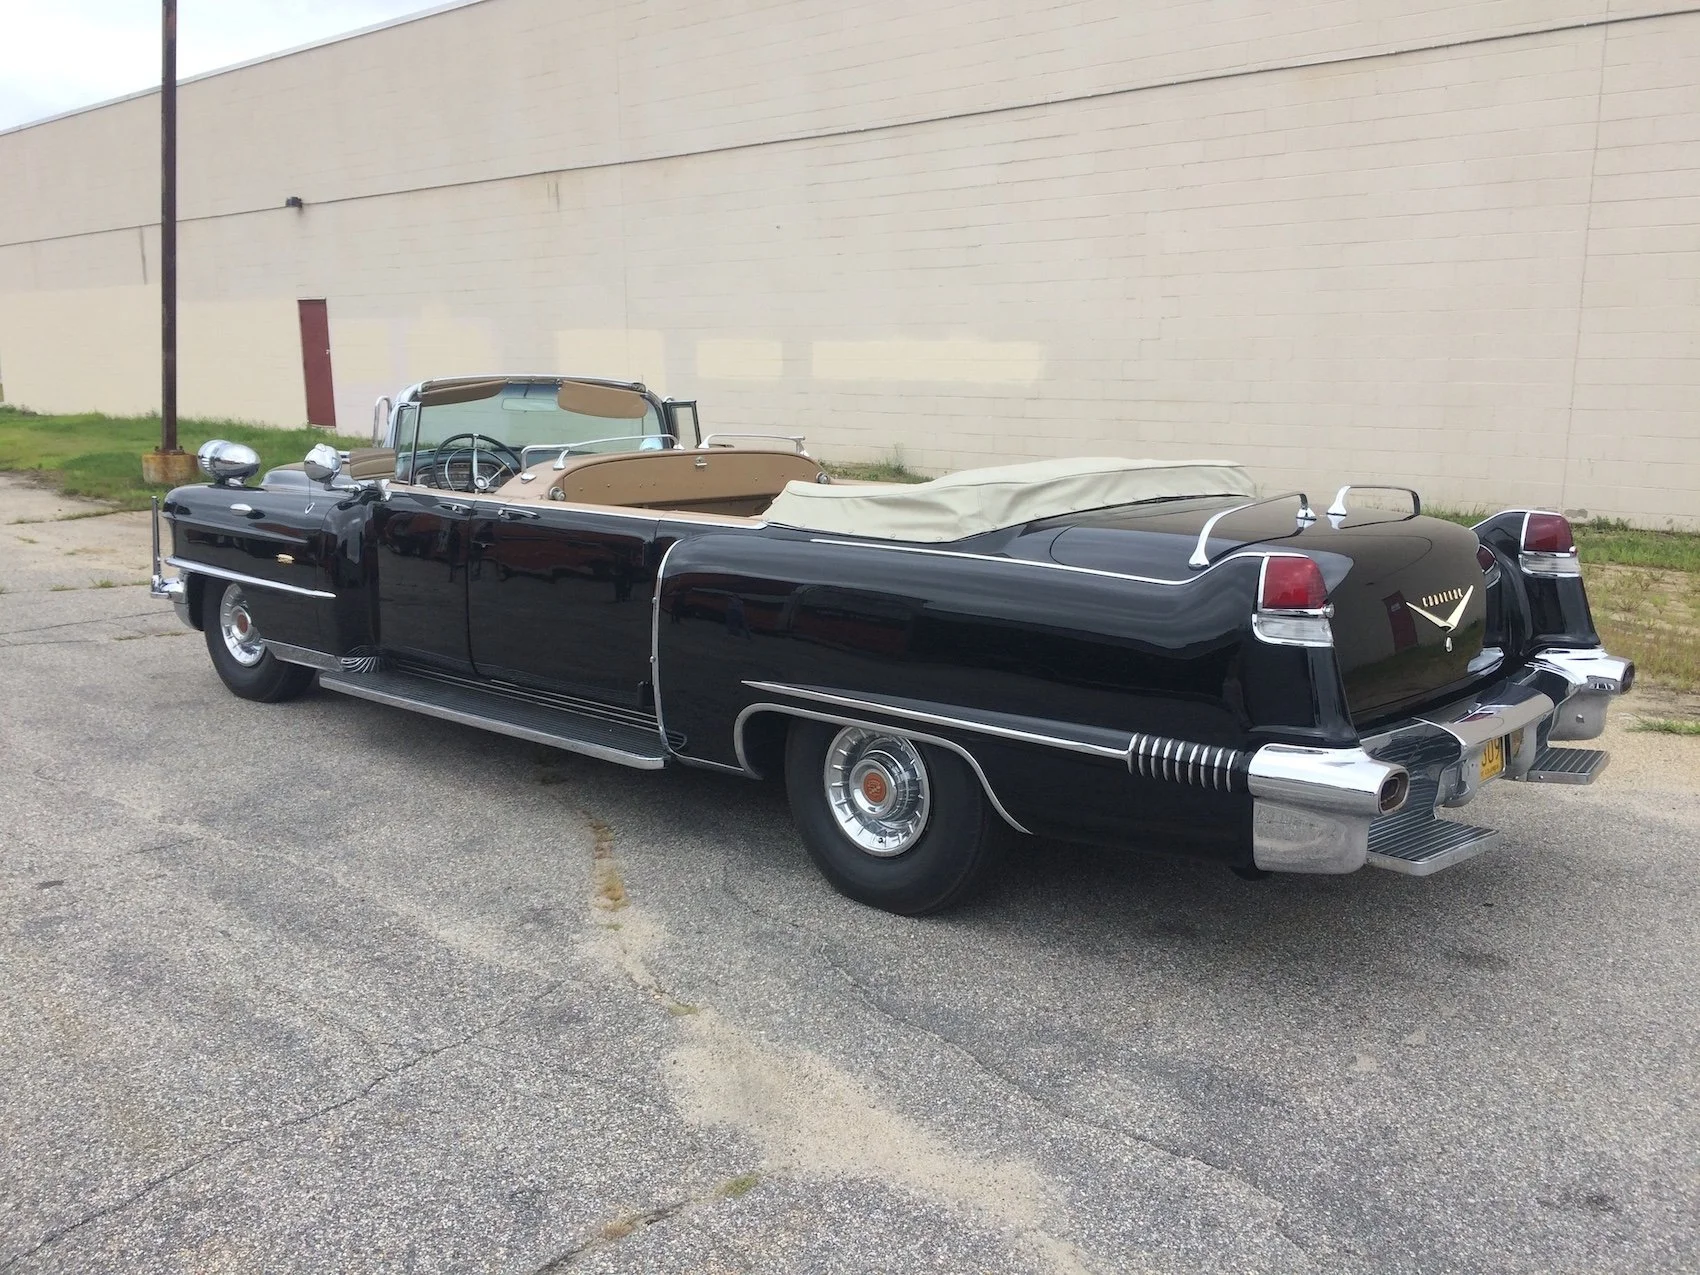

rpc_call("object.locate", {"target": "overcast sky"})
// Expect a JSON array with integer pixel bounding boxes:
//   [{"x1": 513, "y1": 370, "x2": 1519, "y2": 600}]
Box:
[{"x1": 0, "y1": 0, "x2": 445, "y2": 131}]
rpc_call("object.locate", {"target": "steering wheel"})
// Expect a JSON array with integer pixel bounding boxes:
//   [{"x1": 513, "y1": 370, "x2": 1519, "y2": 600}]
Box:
[{"x1": 431, "y1": 433, "x2": 523, "y2": 493}]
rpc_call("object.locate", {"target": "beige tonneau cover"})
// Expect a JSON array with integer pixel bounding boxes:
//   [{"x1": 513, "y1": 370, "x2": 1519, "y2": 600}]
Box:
[{"x1": 764, "y1": 456, "x2": 1253, "y2": 543}]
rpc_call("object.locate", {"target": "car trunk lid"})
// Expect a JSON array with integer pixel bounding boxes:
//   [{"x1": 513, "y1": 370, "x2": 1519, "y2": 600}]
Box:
[{"x1": 1031, "y1": 498, "x2": 1491, "y2": 725}]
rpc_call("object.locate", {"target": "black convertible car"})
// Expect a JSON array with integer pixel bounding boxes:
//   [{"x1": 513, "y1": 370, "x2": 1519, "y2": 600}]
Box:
[{"x1": 151, "y1": 375, "x2": 1631, "y2": 913}]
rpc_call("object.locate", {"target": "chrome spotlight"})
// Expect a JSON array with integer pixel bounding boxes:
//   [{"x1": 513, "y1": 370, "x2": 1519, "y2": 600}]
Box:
[{"x1": 196, "y1": 439, "x2": 261, "y2": 487}]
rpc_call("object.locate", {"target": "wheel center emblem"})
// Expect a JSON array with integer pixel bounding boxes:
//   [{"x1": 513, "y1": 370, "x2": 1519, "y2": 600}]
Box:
[{"x1": 861, "y1": 771, "x2": 889, "y2": 805}]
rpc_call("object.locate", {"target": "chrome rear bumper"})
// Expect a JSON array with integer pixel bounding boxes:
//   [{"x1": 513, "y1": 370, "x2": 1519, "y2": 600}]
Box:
[{"x1": 1251, "y1": 646, "x2": 1630, "y2": 875}]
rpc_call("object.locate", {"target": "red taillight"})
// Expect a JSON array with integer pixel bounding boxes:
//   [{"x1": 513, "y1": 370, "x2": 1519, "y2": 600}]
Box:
[
  {"x1": 1523, "y1": 512, "x2": 1574, "y2": 554},
  {"x1": 1261, "y1": 556, "x2": 1327, "y2": 610},
  {"x1": 1476, "y1": 544, "x2": 1496, "y2": 572}
]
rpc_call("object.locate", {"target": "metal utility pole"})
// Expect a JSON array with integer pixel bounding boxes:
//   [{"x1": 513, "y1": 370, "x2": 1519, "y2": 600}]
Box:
[{"x1": 160, "y1": 0, "x2": 178, "y2": 453}]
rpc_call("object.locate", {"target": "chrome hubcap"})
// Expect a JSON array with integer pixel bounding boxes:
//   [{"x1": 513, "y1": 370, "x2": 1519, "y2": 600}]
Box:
[
  {"x1": 218, "y1": 583, "x2": 266, "y2": 667},
  {"x1": 823, "y1": 728, "x2": 931, "y2": 856}
]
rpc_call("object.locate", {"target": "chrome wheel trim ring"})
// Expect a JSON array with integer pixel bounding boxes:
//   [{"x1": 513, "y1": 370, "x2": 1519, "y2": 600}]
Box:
[
  {"x1": 823, "y1": 727, "x2": 931, "y2": 857},
  {"x1": 218, "y1": 583, "x2": 266, "y2": 667}
]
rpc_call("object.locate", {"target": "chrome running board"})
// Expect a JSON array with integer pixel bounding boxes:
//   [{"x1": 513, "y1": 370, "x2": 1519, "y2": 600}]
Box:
[
  {"x1": 318, "y1": 667, "x2": 668, "y2": 769},
  {"x1": 1523, "y1": 746, "x2": 1609, "y2": 784}
]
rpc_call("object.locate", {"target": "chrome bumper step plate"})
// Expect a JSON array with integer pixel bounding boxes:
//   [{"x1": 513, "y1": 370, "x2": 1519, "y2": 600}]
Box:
[
  {"x1": 1368, "y1": 818, "x2": 1500, "y2": 875},
  {"x1": 319, "y1": 668, "x2": 668, "y2": 769},
  {"x1": 1524, "y1": 746, "x2": 1609, "y2": 784},
  {"x1": 1366, "y1": 769, "x2": 1498, "y2": 875}
]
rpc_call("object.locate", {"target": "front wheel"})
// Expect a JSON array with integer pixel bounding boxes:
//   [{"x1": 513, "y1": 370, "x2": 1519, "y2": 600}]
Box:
[
  {"x1": 202, "y1": 580, "x2": 315, "y2": 702},
  {"x1": 783, "y1": 721, "x2": 1007, "y2": 915}
]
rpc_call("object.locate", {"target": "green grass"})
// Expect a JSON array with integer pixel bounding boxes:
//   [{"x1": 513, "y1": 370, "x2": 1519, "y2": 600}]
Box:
[
  {"x1": 1587, "y1": 564, "x2": 1700, "y2": 692},
  {"x1": 720, "y1": 1172, "x2": 761, "y2": 1199},
  {"x1": 1426, "y1": 506, "x2": 1700, "y2": 573},
  {"x1": 1630, "y1": 717, "x2": 1700, "y2": 735},
  {"x1": 822, "y1": 452, "x2": 928, "y2": 484},
  {"x1": 0, "y1": 405, "x2": 331, "y2": 511}
]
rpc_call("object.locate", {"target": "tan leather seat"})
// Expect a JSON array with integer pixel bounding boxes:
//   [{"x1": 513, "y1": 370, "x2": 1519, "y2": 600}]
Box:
[{"x1": 496, "y1": 448, "x2": 825, "y2": 517}]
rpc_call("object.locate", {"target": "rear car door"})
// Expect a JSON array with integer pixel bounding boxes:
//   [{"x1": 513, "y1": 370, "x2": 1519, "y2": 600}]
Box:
[{"x1": 466, "y1": 502, "x2": 661, "y2": 708}]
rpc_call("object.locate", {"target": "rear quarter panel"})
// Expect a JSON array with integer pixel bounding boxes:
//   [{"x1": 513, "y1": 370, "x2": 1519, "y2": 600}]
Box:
[{"x1": 656, "y1": 531, "x2": 1328, "y2": 860}]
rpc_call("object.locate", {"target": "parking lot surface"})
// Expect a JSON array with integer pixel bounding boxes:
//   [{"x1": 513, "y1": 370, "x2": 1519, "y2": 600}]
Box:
[{"x1": 2, "y1": 476, "x2": 1697, "y2": 1274}]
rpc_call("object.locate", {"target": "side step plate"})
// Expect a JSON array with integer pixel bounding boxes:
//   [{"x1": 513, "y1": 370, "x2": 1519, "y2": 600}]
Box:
[
  {"x1": 1525, "y1": 746, "x2": 1609, "y2": 784},
  {"x1": 319, "y1": 668, "x2": 667, "y2": 769},
  {"x1": 1367, "y1": 772, "x2": 1499, "y2": 875}
]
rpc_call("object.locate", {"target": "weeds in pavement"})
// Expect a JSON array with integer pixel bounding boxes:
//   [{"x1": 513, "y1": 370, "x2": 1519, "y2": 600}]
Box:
[
  {"x1": 1631, "y1": 718, "x2": 1700, "y2": 735},
  {"x1": 721, "y1": 1173, "x2": 761, "y2": 1199}
]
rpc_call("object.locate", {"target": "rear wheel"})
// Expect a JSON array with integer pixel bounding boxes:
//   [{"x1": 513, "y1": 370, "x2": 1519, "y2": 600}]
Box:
[
  {"x1": 202, "y1": 580, "x2": 315, "y2": 702},
  {"x1": 783, "y1": 720, "x2": 1006, "y2": 915}
]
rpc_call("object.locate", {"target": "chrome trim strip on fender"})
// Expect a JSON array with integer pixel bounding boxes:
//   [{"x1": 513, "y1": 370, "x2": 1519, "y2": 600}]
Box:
[
  {"x1": 261, "y1": 641, "x2": 339, "y2": 671},
  {"x1": 731, "y1": 702, "x2": 1031, "y2": 835},
  {"x1": 805, "y1": 538, "x2": 1282, "y2": 589},
  {"x1": 741, "y1": 681, "x2": 1129, "y2": 760},
  {"x1": 165, "y1": 557, "x2": 337, "y2": 599},
  {"x1": 651, "y1": 538, "x2": 687, "y2": 756}
]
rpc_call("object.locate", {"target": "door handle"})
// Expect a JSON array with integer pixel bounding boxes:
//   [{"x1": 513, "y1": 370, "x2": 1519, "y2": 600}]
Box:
[
  {"x1": 440, "y1": 502, "x2": 471, "y2": 515},
  {"x1": 498, "y1": 507, "x2": 541, "y2": 521}
]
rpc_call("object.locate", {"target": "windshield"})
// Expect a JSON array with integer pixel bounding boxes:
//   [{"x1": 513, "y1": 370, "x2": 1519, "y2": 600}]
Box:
[{"x1": 401, "y1": 379, "x2": 671, "y2": 489}]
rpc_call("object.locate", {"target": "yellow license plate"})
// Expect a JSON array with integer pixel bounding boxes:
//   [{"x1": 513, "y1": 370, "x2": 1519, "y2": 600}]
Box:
[{"x1": 1480, "y1": 736, "x2": 1506, "y2": 782}]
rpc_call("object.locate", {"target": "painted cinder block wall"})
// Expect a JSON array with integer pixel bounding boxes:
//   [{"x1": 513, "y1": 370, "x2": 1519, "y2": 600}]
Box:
[{"x1": 0, "y1": 0, "x2": 1695, "y2": 527}]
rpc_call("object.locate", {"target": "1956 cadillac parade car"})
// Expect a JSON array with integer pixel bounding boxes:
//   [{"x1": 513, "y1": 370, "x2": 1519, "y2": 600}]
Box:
[{"x1": 150, "y1": 375, "x2": 1633, "y2": 914}]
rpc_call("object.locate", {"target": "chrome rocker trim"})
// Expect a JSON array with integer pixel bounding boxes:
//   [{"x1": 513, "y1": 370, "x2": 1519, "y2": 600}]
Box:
[{"x1": 261, "y1": 641, "x2": 340, "y2": 672}]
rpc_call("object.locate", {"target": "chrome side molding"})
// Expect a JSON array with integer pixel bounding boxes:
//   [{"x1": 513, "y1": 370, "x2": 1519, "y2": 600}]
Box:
[{"x1": 164, "y1": 557, "x2": 336, "y2": 600}]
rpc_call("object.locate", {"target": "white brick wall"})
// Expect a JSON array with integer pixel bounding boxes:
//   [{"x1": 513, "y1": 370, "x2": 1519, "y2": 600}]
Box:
[{"x1": 0, "y1": 0, "x2": 1696, "y2": 525}]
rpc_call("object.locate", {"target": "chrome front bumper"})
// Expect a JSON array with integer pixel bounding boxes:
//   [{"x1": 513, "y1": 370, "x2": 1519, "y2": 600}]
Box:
[
  {"x1": 149, "y1": 496, "x2": 194, "y2": 628},
  {"x1": 1250, "y1": 646, "x2": 1631, "y2": 875}
]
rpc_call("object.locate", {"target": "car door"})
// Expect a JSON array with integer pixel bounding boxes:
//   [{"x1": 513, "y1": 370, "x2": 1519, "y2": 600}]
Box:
[
  {"x1": 466, "y1": 501, "x2": 661, "y2": 707},
  {"x1": 370, "y1": 487, "x2": 475, "y2": 672}
]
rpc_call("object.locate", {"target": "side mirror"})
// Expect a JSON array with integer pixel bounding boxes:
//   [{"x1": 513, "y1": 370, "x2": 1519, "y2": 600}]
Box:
[
  {"x1": 196, "y1": 439, "x2": 261, "y2": 487},
  {"x1": 303, "y1": 442, "x2": 344, "y2": 485}
]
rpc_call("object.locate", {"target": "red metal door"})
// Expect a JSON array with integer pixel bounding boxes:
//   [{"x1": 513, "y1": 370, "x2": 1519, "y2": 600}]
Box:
[{"x1": 297, "y1": 299, "x2": 336, "y2": 428}]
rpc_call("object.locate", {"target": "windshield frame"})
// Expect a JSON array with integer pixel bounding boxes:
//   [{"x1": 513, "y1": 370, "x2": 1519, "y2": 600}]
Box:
[{"x1": 397, "y1": 376, "x2": 679, "y2": 487}]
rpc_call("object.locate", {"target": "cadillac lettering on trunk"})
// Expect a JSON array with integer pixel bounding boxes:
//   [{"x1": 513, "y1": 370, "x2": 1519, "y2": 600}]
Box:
[{"x1": 151, "y1": 376, "x2": 1633, "y2": 913}]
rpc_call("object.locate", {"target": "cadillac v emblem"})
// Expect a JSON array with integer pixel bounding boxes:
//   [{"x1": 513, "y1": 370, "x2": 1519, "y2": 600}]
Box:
[{"x1": 1408, "y1": 585, "x2": 1474, "y2": 637}]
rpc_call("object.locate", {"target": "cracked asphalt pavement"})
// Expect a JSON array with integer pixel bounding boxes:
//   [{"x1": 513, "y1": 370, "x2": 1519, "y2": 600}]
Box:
[{"x1": 3, "y1": 474, "x2": 1698, "y2": 1273}]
